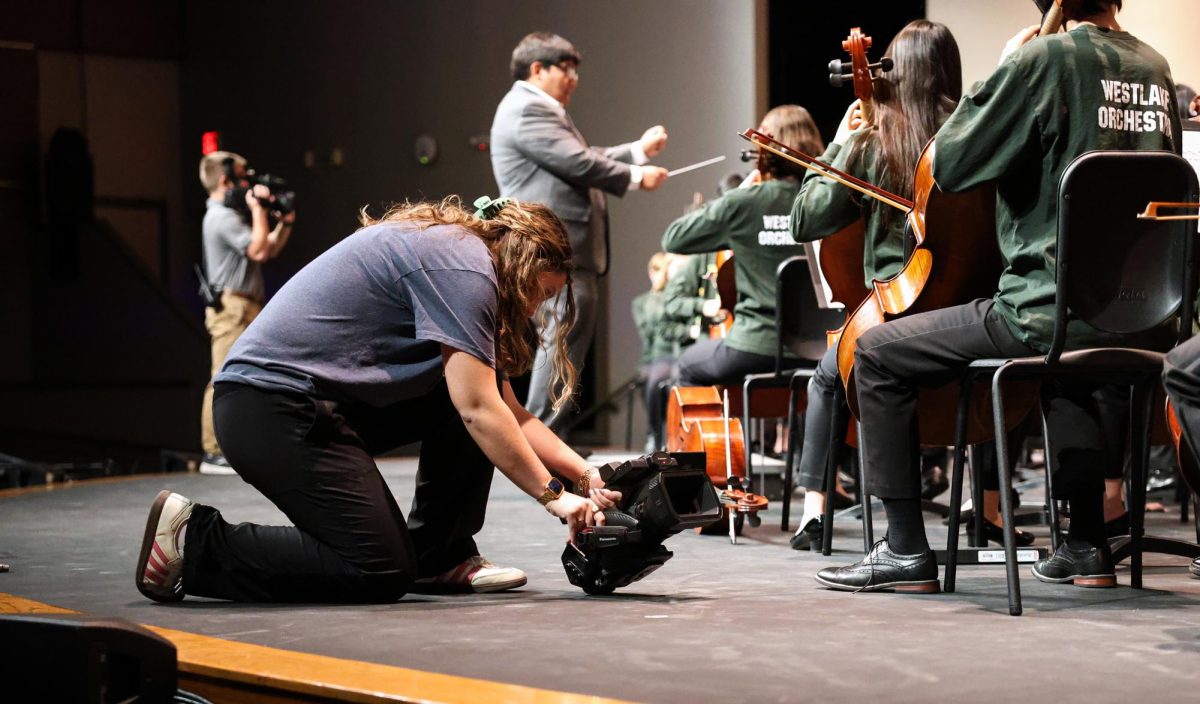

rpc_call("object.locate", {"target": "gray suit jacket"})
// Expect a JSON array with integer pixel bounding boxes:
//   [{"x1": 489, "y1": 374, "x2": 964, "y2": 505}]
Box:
[{"x1": 490, "y1": 83, "x2": 636, "y2": 275}]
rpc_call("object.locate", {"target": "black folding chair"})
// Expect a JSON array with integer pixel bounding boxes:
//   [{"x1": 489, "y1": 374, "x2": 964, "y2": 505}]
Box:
[
  {"x1": 943, "y1": 150, "x2": 1199, "y2": 616},
  {"x1": 742, "y1": 256, "x2": 843, "y2": 492}
]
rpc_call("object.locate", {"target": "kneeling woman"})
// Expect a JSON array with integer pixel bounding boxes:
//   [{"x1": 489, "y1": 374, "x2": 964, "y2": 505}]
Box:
[{"x1": 137, "y1": 197, "x2": 618, "y2": 603}]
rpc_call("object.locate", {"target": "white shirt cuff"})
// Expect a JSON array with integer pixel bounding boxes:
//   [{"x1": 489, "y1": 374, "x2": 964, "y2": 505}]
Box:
[
  {"x1": 628, "y1": 164, "x2": 643, "y2": 190},
  {"x1": 630, "y1": 140, "x2": 649, "y2": 165}
]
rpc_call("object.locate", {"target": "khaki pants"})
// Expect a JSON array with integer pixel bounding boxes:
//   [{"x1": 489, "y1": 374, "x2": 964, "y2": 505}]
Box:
[{"x1": 201, "y1": 292, "x2": 262, "y2": 455}]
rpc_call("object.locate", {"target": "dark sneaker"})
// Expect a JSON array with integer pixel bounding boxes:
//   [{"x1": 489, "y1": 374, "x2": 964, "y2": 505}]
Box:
[
  {"x1": 136, "y1": 490, "x2": 194, "y2": 602},
  {"x1": 1190, "y1": 557, "x2": 1200, "y2": 578},
  {"x1": 789, "y1": 516, "x2": 823, "y2": 551},
  {"x1": 1031, "y1": 541, "x2": 1116, "y2": 588},
  {"x1": 199, "y1": 454, "x2": 236, "y2": 476},
  {"x1": 814, "y1": 539, "x2": 940, "y2": 593}
]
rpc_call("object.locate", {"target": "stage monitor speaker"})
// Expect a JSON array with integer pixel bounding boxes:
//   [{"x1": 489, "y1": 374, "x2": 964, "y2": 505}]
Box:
[{"x1": 0, "y1": 613, "x2": 177, "y2": 703}]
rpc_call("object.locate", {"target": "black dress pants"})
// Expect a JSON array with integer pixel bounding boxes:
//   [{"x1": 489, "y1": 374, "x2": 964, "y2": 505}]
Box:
[
  {"x1": 854, "y1": 298, "x2": 1126, "y2": 502},
  {"x1": 1164, "y1": 335, "x2": 1200, "y2": 465},
  {"x1": 184, "y1": 380, "x2": 492, "y2": 603},
  {"x1": 677, "y1": 338, "x2": 784, "y2": 386}
]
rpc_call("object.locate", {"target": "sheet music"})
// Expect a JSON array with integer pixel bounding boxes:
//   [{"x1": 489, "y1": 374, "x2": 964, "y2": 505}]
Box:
[
  {"x1": 1183, "y1": 123, "x2": 1200, "y2": 233},
  {"x1": 802, "y1": 240, "x2": 843, "y2": 310}
]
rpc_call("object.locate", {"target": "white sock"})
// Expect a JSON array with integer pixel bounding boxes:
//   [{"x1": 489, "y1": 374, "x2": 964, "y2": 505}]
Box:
[{"x1": 795, "y1": 491, "x2": 826, "y2": 534}]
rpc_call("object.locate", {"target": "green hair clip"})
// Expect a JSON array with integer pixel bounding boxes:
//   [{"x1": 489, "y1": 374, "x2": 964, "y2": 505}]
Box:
[{"x1": 473, "y1": 195, "x2": 515, "y2": 219}]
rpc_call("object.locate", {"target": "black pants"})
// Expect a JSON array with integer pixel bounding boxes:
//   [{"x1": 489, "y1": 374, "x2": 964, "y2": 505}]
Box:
[
  {"x1": 642, "y1": 355, "x2": 676, "y2": 449},
  {"x1": 184, "y1": 381, "x2": 492, "y2": 603},
  {"x1": 1164, "y1": 335, "x2": 1200, "y2": 467},
  {"x1": 854, "y1": 298, "x2": 1127, "y2": 502},
  {"x1": 794, "y1": 344, "x2": 1008, "y2": 493},
  {"x1": 677, "y1": 338, "x2": 784, "y2": 387}
]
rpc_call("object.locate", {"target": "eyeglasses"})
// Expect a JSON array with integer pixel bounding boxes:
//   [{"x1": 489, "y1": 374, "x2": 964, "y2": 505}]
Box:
[{"x1": 540, "y1": 60, "x2": 578, "y2": 79}]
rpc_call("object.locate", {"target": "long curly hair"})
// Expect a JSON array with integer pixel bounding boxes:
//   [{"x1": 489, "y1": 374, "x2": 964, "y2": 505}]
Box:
[{"x1": 360, "y1": 196, "x2": 578, "y2": 412}]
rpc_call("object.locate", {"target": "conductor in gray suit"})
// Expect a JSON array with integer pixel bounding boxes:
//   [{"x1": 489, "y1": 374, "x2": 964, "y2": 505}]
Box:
[{"x1": 491, "y1": 32, "x2": 669, "y2": 433}]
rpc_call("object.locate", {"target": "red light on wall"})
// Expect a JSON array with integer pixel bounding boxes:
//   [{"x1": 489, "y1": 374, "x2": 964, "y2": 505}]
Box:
[{"x1": 201, "y1": 131, "x2": 221, "y2": 155}]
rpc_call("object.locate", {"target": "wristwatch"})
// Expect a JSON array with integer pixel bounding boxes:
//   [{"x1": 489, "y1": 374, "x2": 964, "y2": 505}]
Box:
[{"x1": 537, "y1": 477, "x2": 566, "y2": 506}]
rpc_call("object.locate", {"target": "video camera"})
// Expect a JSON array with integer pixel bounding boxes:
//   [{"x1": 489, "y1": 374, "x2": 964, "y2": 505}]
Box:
[
  {"x1": 561, "y1": 451, "x2": 722, "y2": 595},
  {"x1": 223, "y1": 159, "x2": 296, "y2": 216}
]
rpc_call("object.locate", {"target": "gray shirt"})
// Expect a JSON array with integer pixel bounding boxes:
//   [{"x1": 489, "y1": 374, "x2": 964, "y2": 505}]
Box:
[
  {"x1": 216, "y1": 222, "x2": 499, "y2": 407},
  {"x1": 203, "y1": 199, "x2": 263, "y2": 300}
]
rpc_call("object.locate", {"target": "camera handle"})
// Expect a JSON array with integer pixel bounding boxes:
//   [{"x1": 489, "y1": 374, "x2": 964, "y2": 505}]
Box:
[{"x1": 193, "y1": 263, "x2": 224, "y2": 312}]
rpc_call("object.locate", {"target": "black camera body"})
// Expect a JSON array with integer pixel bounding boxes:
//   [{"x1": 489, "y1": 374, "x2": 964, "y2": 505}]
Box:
[
  {"x1": 223, "y1": 162, "x2": 296, "y2": 216},
  {"x1": 561, "y1": 451, "x2": 721, "y2": 595}
]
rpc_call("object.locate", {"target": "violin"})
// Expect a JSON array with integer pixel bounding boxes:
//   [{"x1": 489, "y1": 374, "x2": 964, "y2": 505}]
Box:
[{"x1": 664, "y1": 385, "x2": 767, "y2": 542}]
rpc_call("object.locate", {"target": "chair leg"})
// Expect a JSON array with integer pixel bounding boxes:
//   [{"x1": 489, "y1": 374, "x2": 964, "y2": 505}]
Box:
[
  {"x1": 821, "y1": 383, "x2": 845, "y2": 556},
  {"x1": 857, "y1": 421, "x2": 873, "y2": 552},
  {"x1": 945, "y1": 376, "x2": 975, "y2": 594},
  {"x1": 1041, "y1": 410, "x2": 1061, "y2": 550},
  {"x1": 624, "y1": 380, "x2": 636, "y2": 451},
  {"x1": 742, "y1": 382, "x2": 753, "y2": 487},
  {"x1": 781, "y1": 374, "x2": 806, "y2": 532},
  {"x1": 968, "y1": 445, "x2": 985, "y2": 548},
  {"x1": 1128, "y1": 377, "x2": 1155, "y2": 590},
  {"x1": 992, "y1": 365, "x2": 1023, "y2": 616}
]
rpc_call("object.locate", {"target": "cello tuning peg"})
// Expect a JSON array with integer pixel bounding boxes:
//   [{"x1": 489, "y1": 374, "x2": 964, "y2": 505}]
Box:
[
  {"x1": 879, "y1": 57, "x2": 894, "y2": 72},
  {"x1": 830, "y1": 72, "x2": 851, "y2": 88},
  {"x1": 828, "y1": 59, "x2": 845, "y2": 74}
]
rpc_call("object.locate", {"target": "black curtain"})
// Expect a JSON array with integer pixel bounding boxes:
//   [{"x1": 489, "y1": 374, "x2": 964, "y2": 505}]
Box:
[{"x1": 769, "y1": 1, "x2": 927, "y2": 144}]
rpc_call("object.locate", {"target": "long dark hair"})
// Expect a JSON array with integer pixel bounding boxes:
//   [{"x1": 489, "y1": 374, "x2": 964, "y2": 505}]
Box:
[{"x1": 851, "y1": 20, "x2": 961, "y2": 210}]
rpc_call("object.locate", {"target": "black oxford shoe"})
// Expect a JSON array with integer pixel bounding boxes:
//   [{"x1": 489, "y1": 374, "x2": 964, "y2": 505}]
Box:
[
  {"x1": 1031, "y1": 541, "x2": 1116, "y2": 588},
  {"x1": 814, "y1": 539, "x2": 940, "y2": 593}
]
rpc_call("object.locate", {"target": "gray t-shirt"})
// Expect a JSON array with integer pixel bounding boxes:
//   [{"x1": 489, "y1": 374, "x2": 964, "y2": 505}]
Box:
[
  {"x1": 216, "y1": 222, "x2": 499, "y2": 407},
  {"x1": 203, "y1": 199, "x2": 264, "y2": 300}
]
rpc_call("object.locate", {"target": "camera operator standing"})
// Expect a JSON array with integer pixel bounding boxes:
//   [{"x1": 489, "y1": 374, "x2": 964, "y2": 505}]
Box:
[{"x1": 198, "y1": 151, "x2": 296, "y2": 474}]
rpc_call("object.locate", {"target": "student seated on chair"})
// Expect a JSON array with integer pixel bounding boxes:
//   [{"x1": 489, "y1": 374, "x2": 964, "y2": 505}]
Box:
[
  {"x1": 788, "y1": 20, "x2": 970, "y2": 551},
  {"x1": 136, "y1": 197, "x2": 620, "y2": 603},
  {"x1": 815, "y1": 0, "x2": 1183, "y2": 594},
  {"x1": 1162, "y1": 335, "x2": 1200, "y2": 580},
  {"x1": 661, "y1": 105, "x2": 819, "y2": 388}
]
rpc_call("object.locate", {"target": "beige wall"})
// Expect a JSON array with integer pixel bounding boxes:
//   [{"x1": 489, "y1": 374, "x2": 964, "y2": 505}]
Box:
[
  {"x1": 39, "y1": 52, "x2": 183, "y2": 281},
  {"x1": 929, "y1": 0, "x2": 1200, "y2": 90}
]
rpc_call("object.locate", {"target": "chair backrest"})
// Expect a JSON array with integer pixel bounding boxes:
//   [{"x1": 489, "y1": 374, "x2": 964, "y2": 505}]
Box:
[
  {"x1": 775, "y1": 255, "x2": 845, "y2": 371},
  {"x1": 1052, "y1": 150, "x2": 1198, "y2": 358}
]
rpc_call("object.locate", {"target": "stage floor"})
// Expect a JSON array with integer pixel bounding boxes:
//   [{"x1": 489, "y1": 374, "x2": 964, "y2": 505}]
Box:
[{"x1": 3, "y1": 456, "x2": 1200, "y2": 703}]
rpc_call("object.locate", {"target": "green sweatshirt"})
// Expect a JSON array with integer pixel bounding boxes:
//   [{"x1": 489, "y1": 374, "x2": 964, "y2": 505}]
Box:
[
  {"x1": 933, "y1": 24, "x2": 1182, "y2": 351},
  {"x1": 661, "y1": 178, "x2": 807, "y2": 357},
  {"x1": 653, "y1": 253, "x2": 712, "y2": 359},
  {"x1": 631, "y1": 290, "x2": 665, "y2": 366},
  {"x1": 790, "y1": 133, "x2": 906, "y2": 287}
]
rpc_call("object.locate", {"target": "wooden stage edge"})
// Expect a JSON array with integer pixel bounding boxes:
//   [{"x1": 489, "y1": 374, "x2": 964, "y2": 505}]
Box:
[{"x1": 0, "y1": 593, "x2": 633, "y2": 704}]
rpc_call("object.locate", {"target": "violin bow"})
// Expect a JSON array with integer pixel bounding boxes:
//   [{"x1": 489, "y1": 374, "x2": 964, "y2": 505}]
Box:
[
  {"x1": 739, "y1": 129, "x2": 913, "y2": 212},
  {"x1": 723, "y1": 389, "x2": 737, "y2": 545}
]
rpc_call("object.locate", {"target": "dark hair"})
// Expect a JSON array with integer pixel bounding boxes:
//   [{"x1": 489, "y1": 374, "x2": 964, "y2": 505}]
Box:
[
  {"x1": 756, "y1": 105, "x2": 824, "y2": 179},
  {"x1": 1037, "y1": 0, "x2": 1122, "y2": 17},
  {"x1": 1177, "y1": 84, "x2": 1197, "y2": 119},
  {"x1": 849, "y1": 20, "x2": 961, "y2": 220},
  {"x1": 1075, "y1": 0, "x2": 1122, "y2": 17},
  {"x1": 717, "y1": 172, "x2": 744, "y2": 196},
  {"x1": 510, "y1": 32, "x2": 582, "y2": 81}
]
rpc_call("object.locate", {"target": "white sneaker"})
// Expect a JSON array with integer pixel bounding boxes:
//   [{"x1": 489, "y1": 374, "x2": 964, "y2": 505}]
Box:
[
  {"x1": 411, "y1": 555, "x2": 527, "y2": 594},
  {"x1": 199, "y1": 454, "x2": 237, "y2": 476},
  {"x1": 136, "y1": 490, "x2": 194, "y2": 602}
]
